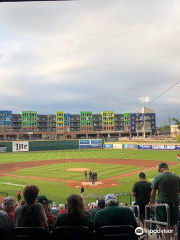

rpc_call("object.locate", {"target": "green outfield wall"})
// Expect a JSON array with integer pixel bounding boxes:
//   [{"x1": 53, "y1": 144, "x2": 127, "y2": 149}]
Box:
[
  {"x1": 0, "y1": 142, "x2": 12, "y2": 152},
  {"x1": 29, "y1": 140, "x2": 79, "y2": 151}
]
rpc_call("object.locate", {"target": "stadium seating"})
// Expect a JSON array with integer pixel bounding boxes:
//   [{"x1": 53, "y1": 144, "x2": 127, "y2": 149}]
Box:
[
  {"x1": 97, "y1": 225, "x2": 138, "y2": 240},
  {"x1": 10, "y1": 227, "x2": 50, "y2": 240},
  {"x1": 0, "y1": 228, "x2": 8, "y2": 240},
  {"x1": 52, "y1": 226, "x2": 92, "y2": 240}
]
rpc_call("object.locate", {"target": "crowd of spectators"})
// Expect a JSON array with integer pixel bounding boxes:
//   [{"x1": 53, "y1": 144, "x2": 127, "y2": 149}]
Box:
[{"x1": 0, "y1": 162, "x2": 179, "y2": 240}]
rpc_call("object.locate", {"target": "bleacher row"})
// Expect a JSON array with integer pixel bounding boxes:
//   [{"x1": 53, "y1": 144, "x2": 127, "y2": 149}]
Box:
[{"x1": 0, "y1": 225, "x2": 138, "y2": 240}]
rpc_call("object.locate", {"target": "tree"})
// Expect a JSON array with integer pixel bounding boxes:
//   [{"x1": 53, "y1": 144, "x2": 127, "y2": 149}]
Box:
[{"x1": 172, "y1": 118, "x2": 180, "y2": 130}]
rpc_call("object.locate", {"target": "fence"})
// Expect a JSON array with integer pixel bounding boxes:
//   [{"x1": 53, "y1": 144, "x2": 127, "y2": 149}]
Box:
[
  {"x1": 144, "y1": 204, "x2": 171, "y2": 240},
  {"x1": 85, "y1": 193, "x2": 132, "y2": 206}
]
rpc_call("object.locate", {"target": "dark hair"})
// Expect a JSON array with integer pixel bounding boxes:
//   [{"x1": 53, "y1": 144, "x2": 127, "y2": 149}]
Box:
[
  {"x1": 23, "y1": 185, "x2": 39, "y2": 205},
  {"x1": 67, "y1": 194, "x2": 85, "y2": 220}
]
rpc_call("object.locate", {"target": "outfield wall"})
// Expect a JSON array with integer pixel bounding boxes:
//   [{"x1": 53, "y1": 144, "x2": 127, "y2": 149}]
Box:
[
  {"x1": 1, "y1": 140, "x2": 180, "y2": 153},
  {"x1": 0, "y1": 140, "x2": 79, "y2": 152},
  {"x1": 103, "y1": 142, "x2": 180, "y2": 150}
]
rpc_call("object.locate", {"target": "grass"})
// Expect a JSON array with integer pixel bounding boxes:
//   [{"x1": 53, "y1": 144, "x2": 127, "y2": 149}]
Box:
[
  {"x1": 10, "y1": 162, "x2": 142, "y2": 180},
  {"x1": 0, "y1": 149, "x2": 180, "y2": 204},
  {"x1": 0, "y1": 149, "x2": 179, "y2": 164}
]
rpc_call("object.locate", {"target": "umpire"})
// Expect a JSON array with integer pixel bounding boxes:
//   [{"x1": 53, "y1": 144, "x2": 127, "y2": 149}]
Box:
[{"x1": 132, "y1": 172, "x2": 151, "y2": 226}]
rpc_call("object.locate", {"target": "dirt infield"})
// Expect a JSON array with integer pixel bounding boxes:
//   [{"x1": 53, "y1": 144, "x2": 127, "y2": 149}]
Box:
[
  {"x1": 67, "y1": 168, "x2": 90, "y2": 172},
  {"x1": 0, "y1": 159, "x2": 177, "y2": 189}
]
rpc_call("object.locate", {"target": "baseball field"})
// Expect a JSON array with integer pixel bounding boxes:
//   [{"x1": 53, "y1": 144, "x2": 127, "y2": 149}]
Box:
[{"x1": 0, "y1": 149, "x2": 180, "y2": 204}]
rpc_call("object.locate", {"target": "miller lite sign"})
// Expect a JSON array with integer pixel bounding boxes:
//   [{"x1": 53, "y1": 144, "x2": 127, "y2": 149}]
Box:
[{"x1": 12, "y1": 141, "x2": 29, "y2": 152}]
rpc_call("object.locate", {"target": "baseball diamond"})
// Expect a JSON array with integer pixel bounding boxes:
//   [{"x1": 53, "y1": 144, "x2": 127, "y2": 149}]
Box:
[{"x1": 0, "y1": 148, "x2": 180, "y2": 204}]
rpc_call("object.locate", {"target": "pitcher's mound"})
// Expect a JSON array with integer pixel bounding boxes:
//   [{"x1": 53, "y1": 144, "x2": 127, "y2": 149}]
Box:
[{"x1": 67, "y1": 168, "x2": 90, "y2": 172}]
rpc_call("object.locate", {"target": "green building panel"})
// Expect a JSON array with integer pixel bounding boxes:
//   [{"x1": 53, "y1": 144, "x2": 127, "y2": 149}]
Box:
[
  {"x1": 101, "y1": 111, "x2": 115, "y2": 126},
  {"x1": 124, "y1": 113, "x2": 131, "y2": 131},
  {"x1": 21, "y1": 111, "x2": 37, "y2": 128},
  {"x1": 80, "y1": 111, "x2": 93, "y2": 126},
  {"x1": 56, "y1": 111, "x2": 64, "y2": 127}
]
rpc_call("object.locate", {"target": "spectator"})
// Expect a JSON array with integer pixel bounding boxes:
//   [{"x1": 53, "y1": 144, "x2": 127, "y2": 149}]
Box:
[
  {"x1": 132, "y1": 172, "x2": 151, "y2": 226},
  {"x1": 52, "y1": 202, "x2": 58, "y2": 210},
  {"x1": 94, "y1": 194, "x2": 138, "y2": 229},
  {"x1": 14, "y1": 185, "x2": 48, "y2": 231},
  {"x1": 0, "y1": 196, "x2": 17, "y2": 231},
  {"x1": 55, "y1": 194, "x2": 93, "y2": 228},
  {"x1": 58, "y1": 204, "x2": 66, "y2": 215},
  {"x1": 38, "y1": 195, "x2": 56, "y2": 225},
  {"x1": 150, "y1": 163, "x2": 180, "y2": 240},
  {"x1": 97, "y1": 199, "x2": 105, "y2": 210}
]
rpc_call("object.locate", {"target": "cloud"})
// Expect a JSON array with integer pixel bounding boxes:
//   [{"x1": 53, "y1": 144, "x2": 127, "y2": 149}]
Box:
[{"x1": 0, "y1": 0, "x2": 180, "y2": 123}]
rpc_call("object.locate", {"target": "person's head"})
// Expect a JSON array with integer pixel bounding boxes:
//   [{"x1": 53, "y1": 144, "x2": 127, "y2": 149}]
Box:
[
  {"x1": 38, "y1": 195, "x2": 52, "y2": 212},
  {"x1": 67, "y1": 194, "x2": 85, "y2": 219},
  {"x1": 98, "y1": 199, "x2": 105, "y2": 209},
  {"x1": 3, "y1": 196, "x2": 18, "y2": 214},
  {"x1": 105, "y1": 194, "x2": 118, "y2": 207},
  {"x1": 58, "y1": 204, "x2": 65, "y2": 211},
  {"x1": 23, "y1": 185, "x2": 39, "y2": 205},
  {"x1": 21, "y1": 201, "x2": 26, "y2": 206},
  {"x1": 158, "y1": 163, "x2": 169, "y2": 173},
  {"x1": 124, "y1": 202, "x2": 128, "y2": 207},
  {"x1": 139, "y1": 172, "x2": 146, "y2": 180}
]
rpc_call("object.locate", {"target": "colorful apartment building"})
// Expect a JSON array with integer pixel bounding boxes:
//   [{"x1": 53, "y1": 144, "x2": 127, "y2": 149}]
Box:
[{"x1": 0, "y1": 108, "x2": 156, "y2": 140}]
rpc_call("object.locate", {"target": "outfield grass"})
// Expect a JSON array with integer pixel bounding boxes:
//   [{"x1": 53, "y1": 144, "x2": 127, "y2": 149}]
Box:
[
  {"x1": 0, "y1": 149, "x2": 180, "y2": 204},
  {"x1": 0, "y1": 149, "x2": 179, "y2": 164}
]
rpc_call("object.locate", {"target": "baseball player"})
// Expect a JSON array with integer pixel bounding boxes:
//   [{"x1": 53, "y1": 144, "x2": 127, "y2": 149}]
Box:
[{"x1": 177, "y1": 153, "x2": 180, "y2": 161}]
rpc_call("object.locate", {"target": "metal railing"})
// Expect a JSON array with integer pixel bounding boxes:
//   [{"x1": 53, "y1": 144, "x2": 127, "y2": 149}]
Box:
[
  {"x1": 128, "y1": 205, "x2": 140, "y2": 226},
  {"x1": 144, "y1": 204, "x2": 171, "y2": 240}
]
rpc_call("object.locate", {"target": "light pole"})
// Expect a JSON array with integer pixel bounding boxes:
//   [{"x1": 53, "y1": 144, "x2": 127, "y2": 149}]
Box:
[{"x1": 139, "y1": 96, "x2": 150, "y2": 138}]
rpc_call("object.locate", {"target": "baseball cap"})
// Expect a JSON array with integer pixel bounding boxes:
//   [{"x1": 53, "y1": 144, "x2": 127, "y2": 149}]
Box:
[
  {"x1": 3, "y1": 196, "x2": 17, "y2": 208},
  {"x1": 98, "y1": 199, "x2": 105, "y2": 208},
  {"x1": 139, "y1": 172, "x2": 146, "y2": 178},
  {"x1": 105, "y1": 194, "x2": 117, "y2": 203},
  {"x1": 158, "y1": 163, "x2": 169, "y2": 172},
  {"x1": 38, "y1": 195, "x2": 52, "y2": 205}
]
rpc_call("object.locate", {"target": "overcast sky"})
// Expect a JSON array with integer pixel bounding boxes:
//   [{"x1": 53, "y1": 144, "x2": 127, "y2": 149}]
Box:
[{"x1": 0, "y1": 0, "x2": 180, "y2": 125}]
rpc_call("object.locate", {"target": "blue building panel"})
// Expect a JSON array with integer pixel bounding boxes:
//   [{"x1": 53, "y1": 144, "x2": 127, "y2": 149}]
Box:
[
  {"x1": 130, "y1": 113, "x2": 156, "y2": 134},
  {"x1": 64, "y1": 113, "x2": 70, "y2": 126},
  {"x1": 0, "y1": 111, "x2": 12, "y2": 127}
]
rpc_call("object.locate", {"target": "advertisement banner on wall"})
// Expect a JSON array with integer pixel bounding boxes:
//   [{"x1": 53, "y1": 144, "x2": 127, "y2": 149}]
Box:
[
  {"x1": 113, "y1": 144, "x2": 123, "y2": 149},
  {"x1": 0, "y1": 146, "x2": 6, "y2": 153},
  {"x1": 12, "y1": 141, "x2": 29, "y2": 152},
  {"x1": 123, "y1": 144, "x2": 135, "y2": 149},
  {"x1": 138, "y1": 145, "x2": 152, "y2": 150},
  {"x1": 79, "y1": 140, "x2": 90, "y2": 145},
  {"x1": 79, "y1": 139, "x2": 102, "y2": 149},
  {"x1": 152, "y1": 145, "x2": 180, "y2": 150},
  {"x1": 103, "y1": 144, "x2": 113, "y2": 149}
]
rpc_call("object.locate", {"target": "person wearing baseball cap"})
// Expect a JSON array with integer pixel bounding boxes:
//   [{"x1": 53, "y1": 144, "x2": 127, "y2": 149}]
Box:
[
  {"x1": 94, "y1": 193, "x2": 138, "y2": 230},
  {"x1": 0, "y1": 196, "x2": 18, "y2": 231},
  {"x1": 38, "y1": 195, "x2": 56, "y2": 225},
  {"x1": 150, "y1": 162, "x2": 180, "y2": 239},
  {"x1": 132, "y1": 172, "x2": 151, "y2": 226}
]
